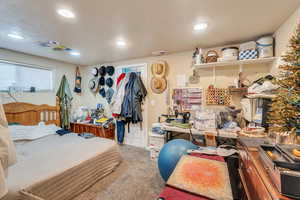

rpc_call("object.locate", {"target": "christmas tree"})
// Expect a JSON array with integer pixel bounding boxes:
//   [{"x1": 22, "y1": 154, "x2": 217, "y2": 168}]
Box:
[{"x1": 268, "y1": 22, "x2": 300, "y2": 136}]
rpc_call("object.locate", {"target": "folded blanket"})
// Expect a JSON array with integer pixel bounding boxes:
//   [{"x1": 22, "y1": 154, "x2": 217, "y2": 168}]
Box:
[
  {"x1": 0, "y1": 103, "x2": 17, "y2": 198},
  {"x1": 56, "y1": 129, "x2": 72, "y2": 136}
]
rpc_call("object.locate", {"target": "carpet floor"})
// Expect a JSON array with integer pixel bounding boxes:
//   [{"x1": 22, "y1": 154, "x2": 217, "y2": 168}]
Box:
[{"x1": 74, "y1": 144, "x2": 165, "y2": 200}]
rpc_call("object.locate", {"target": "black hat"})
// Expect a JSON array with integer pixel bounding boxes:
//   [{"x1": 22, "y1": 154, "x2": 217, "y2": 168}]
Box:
[
  {"x1": 99, "y1": 66, "x2": 106, "y2": 76},
  {"x1": 88, "y1": 77, "x2": 98, "y2": 92},
  {"x1": 99, "y1": 88, "x2": 106, "y2": 97},
  {"x1": 99, "y1": 77, "x2": 105, "y2": 86},
  {"x1": 106, "y1": 77, "x2": 114, "y2": 88},
  {"x1": 106, "y1": 66, "x2": 115, "y2": 76}
]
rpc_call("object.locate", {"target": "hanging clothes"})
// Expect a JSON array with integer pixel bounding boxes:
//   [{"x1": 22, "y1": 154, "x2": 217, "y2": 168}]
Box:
[
  {"x1": 56, "y1": 75, "x2": 73, "y2": 129},
  {"x1": 111, "y1": 73, "x2": 128, "y2": 117},
  {"x1": 116, "y1": 120, "x2": 126, "y2": 143},
  {"x1": 120, "y1": 72, "x2": 147, "y2": 124},
  {"x1": 0, "y1": 101, "x2": 17, "y2": 198}
]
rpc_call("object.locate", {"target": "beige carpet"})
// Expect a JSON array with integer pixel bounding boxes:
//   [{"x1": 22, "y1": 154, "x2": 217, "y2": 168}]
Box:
[{"x1": 73, "y1": 144, "x2": 165, "y2": 200}]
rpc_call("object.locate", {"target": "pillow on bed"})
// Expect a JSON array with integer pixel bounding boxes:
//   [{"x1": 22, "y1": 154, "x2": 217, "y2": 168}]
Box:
[{"x1": 9, "y1": 123, "x2": 60, "y2": 141}]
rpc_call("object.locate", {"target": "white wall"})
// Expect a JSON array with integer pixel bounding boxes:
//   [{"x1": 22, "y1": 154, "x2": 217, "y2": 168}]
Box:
[
  {"x1": 0, "y1": 48, "x2": 83, "y2": 110},
  {"x1": 272, "y1": 6, "x2": 300, "y2": 74},
  {"x1": 80, "y1": 5, "x2": 300, "y2": 127}
]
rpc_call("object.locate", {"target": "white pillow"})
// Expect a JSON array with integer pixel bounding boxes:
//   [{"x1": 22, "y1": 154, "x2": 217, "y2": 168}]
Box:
[{"x1": 9, "y1": 124, "x2": 60, "y2": 141}]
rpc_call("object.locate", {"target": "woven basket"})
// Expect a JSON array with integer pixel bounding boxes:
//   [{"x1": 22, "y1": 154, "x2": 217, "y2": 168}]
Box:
[{"x1": 205, "y1": 50, "x2": 218, "y2": 63}]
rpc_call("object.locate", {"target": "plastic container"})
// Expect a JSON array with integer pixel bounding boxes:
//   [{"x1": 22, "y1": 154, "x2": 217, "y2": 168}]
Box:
[
  {"x1": 256, "y1": 36, "x2": 274, "y2": 58},
  {"x1": 240, "y1": 41, "x2": 256, "y2": 51},
  {"x1": 221, "y1": 47, "x2": 239, "y2": 58}
]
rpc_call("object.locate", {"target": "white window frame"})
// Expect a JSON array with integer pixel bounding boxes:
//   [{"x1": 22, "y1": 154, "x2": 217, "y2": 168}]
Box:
[{"x1": 0, "y1": 59, "x2": 54, "y2": 92}]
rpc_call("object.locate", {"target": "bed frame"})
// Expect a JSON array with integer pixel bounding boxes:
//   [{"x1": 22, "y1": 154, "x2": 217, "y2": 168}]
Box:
[{"x1": 3, "y1": 98, "x2": 60, "y2": 126}]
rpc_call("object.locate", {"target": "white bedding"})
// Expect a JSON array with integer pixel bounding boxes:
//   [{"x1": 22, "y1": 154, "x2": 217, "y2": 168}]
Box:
[
  {"x1": 9, "y1": 123, "x2": 60, "y2": 141},
  {"x1": 3, "y1": 133, "x2": 120, "y2": 200}
]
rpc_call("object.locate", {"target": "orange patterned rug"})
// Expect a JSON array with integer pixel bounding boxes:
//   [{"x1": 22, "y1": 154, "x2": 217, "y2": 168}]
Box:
[{"x1": 167, "y1": 155, "x2": 233, "y2": 200}]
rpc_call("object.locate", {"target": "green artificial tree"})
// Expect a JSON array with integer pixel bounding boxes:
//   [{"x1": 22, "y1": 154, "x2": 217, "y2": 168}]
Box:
[{"x1": 268, "y1": 22, "x2": 300, "y2": 138}]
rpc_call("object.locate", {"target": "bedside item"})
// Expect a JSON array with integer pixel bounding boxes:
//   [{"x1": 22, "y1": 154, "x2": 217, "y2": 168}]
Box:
[
  {"x1": 167, "y1": 155, "x2": 233, "y2": 200},
  {"x1": 239, "y1": 49, "x2": 258, "y2": 60},
  {"x1": 205, "y1": 50, "x2": 218, "y2": 63},
  {"x1": 30, "y1": 86, "x2": 36, "y2": 92},
  {"x1": 256, "y1": 36, "x2": 274, "y2": 58}
]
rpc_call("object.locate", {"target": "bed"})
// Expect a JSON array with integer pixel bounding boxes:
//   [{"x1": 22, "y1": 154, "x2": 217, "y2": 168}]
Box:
[{"x1": 2, "y1": 101, "x2": 122, "y2": 200}]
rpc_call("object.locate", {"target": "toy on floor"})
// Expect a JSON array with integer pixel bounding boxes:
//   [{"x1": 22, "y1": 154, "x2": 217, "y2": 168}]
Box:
[{"x1": 158, "y1": 139, "x2": 198, "y2": 181}]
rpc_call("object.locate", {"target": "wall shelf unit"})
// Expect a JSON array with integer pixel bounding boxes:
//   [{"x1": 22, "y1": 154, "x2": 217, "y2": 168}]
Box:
[
  {"x1": 193, "y1": 57, "x2": 277, "y2": 69},
  {"x1": 193, "y1": 57, "x2": 277, "y2": 85}
]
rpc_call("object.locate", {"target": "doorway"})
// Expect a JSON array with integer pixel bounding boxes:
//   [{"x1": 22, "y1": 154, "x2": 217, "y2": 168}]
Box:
[{"x1": 115, "y1": 63, "x2": 148, "y2": 148}]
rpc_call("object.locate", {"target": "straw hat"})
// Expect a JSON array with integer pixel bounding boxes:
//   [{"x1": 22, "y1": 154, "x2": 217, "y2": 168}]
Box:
[
  {"x1": 151, "y1": 62, "x2": 166, "y2": 78},
  {"x1": 151, "y1": 77, "x2": 167, "y2": 94}
]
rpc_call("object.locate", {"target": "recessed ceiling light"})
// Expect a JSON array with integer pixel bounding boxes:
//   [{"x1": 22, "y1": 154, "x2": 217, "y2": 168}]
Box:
[
  {"x1": 70, "y1": 51, "x2": 80, "y2": 56},
  {"x1": 193, "y1": 23, "x2": 208, "y2": 31},
  {"x1": 57, "y1": 9, "x2": 75, "y2": 18},
  {"x1": 8, "y1": 33, "x2": 24, "y2": 40},
  {"x1": 116, "y1": 40, "x2": 127, "y2": 47}
]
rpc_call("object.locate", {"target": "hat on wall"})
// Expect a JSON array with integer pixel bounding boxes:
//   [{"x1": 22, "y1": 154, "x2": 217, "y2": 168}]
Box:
[
  {"x1": 99, "y1": 77, "x2": 105, "y2": 86},
  {"x1": 106, "y1": 66, "x2": 115, "y2": 76},
  {"x1": 99, "y1": 66, "x2": 107, "y2": 76},
  {"x1": 99, "y1": 87, "x2": 106, "y2": 98},
  {"x1": 89, "y1": 77, "x2": 98, "y2": 92},
  {"x1": 106, "y1": 88, "x2": 114, "y2": 104},
  {"x1": 151, "y1": 77, "x2": 167, "y2": 94},
  {"x1": 91, "y1": 67, "x2": 98, "y2": 77},
  {"x1": 106, "y1": 77, "x2": 114, "y2": 88},
  {"x1": 151, "y1": 62, "x2": 166, "y2": 78}
]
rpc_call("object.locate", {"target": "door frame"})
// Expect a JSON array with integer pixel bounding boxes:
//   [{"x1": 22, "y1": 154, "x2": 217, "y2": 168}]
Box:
[{"x1": 115, "y1": 63, "x2": 149, "y2": 148}]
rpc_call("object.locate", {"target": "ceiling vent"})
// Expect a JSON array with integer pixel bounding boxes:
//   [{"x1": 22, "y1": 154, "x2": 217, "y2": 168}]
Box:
[{"x1": 151, "y1": 50, "x2": 168, "y2": 56}]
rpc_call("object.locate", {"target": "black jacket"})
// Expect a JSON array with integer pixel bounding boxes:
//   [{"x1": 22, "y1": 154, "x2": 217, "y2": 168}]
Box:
[{"x1": 121, "y1": 72, "x2": 147, "y2": 124}]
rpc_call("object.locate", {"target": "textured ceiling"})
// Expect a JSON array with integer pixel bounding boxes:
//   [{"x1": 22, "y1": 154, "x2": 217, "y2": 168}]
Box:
[{"x1": 0, "y1": 0, "x2": 300, "y2": 65}]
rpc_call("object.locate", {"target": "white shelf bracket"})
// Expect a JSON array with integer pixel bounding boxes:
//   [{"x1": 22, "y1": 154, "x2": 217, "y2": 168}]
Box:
[
  {"x1": 213, "y1": 66, "x2": 216, "y2": 85},
  {"x1": 239, "y1": 64, "x2": 243, "y2": 73}
]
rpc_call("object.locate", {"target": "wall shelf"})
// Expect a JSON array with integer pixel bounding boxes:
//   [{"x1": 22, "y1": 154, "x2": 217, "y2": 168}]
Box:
[{"x1": 193, "y1": 57, "x2": 277, "y2": 69}]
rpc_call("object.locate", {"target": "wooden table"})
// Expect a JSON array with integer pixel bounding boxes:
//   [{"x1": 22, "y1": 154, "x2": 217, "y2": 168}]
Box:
[
  {"x1": 70, "y1": 122, "x2": 115, "y2": 140},
  {"x1": 238, "y1": 137, "x2": 292, "y2": 200}
]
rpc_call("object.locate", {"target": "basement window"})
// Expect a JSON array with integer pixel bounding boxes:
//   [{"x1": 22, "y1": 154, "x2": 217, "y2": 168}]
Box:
[{"x1": 0, "y1": 61, "x2": 53, "y2": 92}]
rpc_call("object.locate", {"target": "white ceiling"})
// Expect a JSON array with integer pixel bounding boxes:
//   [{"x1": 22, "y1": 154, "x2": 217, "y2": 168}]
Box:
[{"x1": 0, "y1": 0, "x2": 300, "y2": 66}]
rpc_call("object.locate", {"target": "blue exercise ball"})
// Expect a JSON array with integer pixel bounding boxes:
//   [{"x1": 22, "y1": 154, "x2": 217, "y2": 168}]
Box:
[{"x1": 158, "y1": 139, "x2": 198, "y2": 181}]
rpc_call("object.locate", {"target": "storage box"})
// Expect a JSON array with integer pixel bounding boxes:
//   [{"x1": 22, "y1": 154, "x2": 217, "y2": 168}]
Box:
[
  {"x1": 239, "y1": 41, "x2": 256, "y2": 51},
  {"x1": 239, "y1": 49, "x2": 258, "y2": 60},
  {"x1": 149, "y1": 132, "x2": 165, "y2": 149}
]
